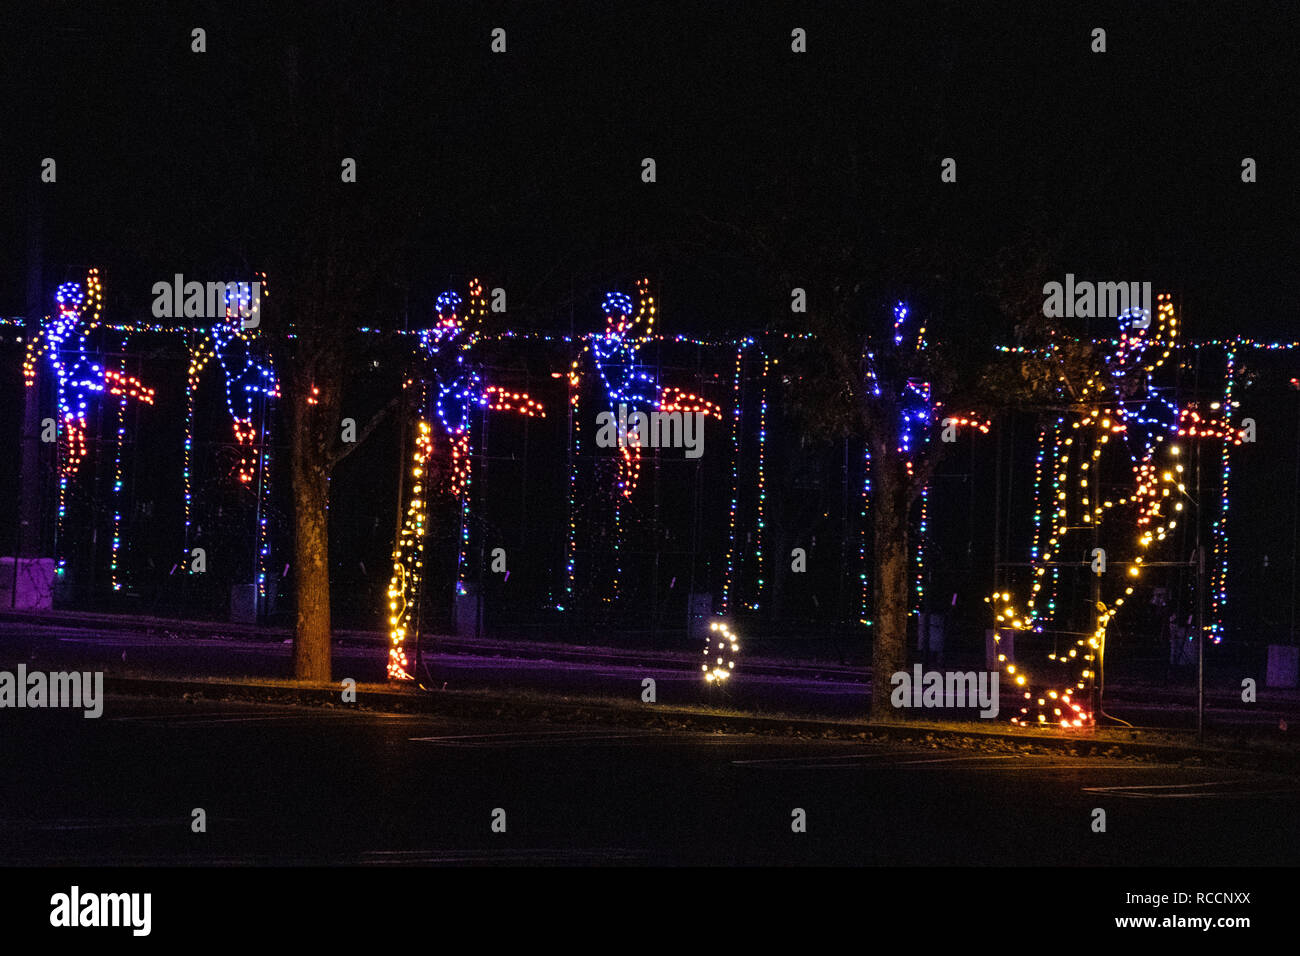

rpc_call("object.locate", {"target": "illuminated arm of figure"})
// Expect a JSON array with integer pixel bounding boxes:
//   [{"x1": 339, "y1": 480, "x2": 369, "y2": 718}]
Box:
[
  {"x1": 483, "y1": 386, "x2": 545, "y2": 419},
  {"x1": 22, "y1": 327, "x2": 53, "y2": 388},
  {"x1": 659, "y1": 386, "x2": 722, "y2": 420}
]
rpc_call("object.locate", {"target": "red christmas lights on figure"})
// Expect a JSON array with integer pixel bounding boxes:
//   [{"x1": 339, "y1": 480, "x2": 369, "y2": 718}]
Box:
[
  {"x1": 564, "y1": 279, "x2": 724, "y2": 604},
  {"x1": 991, "y1": 294, "x2": 1244, "y2": 728},
  {"x1": 182, "y1": 274, "x2": 278, "y2": 604},
  {"x1": 24, "y1": 269, "x2": 155, "y2": 579},
  {"x1": 386, "y1": 278, "x2": 544, "y2": 680}
]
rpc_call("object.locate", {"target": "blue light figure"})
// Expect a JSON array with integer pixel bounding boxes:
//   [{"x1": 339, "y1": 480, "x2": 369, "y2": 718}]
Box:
[{"x1": 24, "y1": 270, "x2": 155, "y2": 574}]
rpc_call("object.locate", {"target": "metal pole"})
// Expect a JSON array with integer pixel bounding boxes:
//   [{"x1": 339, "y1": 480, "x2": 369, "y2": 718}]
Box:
[
  {"x1": 564, "y1": 277, "x2": 575, "y2": 640},
  {"x1": 684, "y1": 345, "x2": 703, "y2": 638},
  {"x1": 477, "y1": 396, "x2": 487, "y2": 642},
  {"x1": 1194, "y1": 339, "x2": 1205, "y2": 740},
  {"x1": 840, "y1": 436, "x2": 849, "y2": 626},
  {"x1": 14, "y1": 178, "x2": 43, "y2": 604},
  {"x1": 1291, "y1": 406, "x2": 1299, "y2": 643},
  {"x1": 686, "y1": 413, "x2": 703, "y2": 635},
  {"x1": 519, "y1": 363, "x2": 530, "y2": 636},
  {"x1": 1092, "y1": 439, "x2": 1101, "y2": 723},
  {"x1": 992, "y1": 418, "x2": 1002, "y2": 600},
  {"x1": 1197, "y1": 440, "x2": 1205, "y2": 741},
  {"x1": 650, "y1": 339, "x2": 661, "y2": 643}
]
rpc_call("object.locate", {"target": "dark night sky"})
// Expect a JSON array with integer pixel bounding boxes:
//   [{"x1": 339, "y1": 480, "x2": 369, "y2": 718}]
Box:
[
  {"x1": 0, "y1": 1, "x2": 1297, "y2": 636},
  {"x1": 2, "y1": 1, "x2": 1296, "y2": 334}
]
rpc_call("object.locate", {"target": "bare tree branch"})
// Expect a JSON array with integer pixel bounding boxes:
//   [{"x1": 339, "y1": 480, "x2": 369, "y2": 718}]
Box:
[{"x1": 329, "y1": 394, "x2": 401, "y2": 468}]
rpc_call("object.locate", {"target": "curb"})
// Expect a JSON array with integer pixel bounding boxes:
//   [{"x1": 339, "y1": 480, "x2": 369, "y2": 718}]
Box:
[
  {"x1": 1, "y1": 609, "x2": 864, "y2": 680},
  {"x1": 10, "y1": 609, "x2": 1298, "y2": 705}
]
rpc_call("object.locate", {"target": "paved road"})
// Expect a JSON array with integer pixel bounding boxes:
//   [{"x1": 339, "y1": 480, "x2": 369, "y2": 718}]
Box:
[{"x1": 1, "y1": 696, "x2": 1297, "y2": 865}]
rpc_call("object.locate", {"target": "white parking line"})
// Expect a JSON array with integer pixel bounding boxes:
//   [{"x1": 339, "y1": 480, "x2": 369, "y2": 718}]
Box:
[
  {"x1": 734, "y1": 752, "x2": 1157, "y2": 771},
  {"x1": 1082, "y1": 780, "x2": 1300, "y2": 798},
  {"x1": 359, "y1": 847, "x2": 647, "y2": 863},
  {"x1": 5, "y1": 817, "x2": 241, "y2": 830},
  {"x1": 109, "y1": 712, "x2": 353, "y2": 725},
  {"x1": 895, "y1": 755, "x2": 1018, "y2": 765},
  {"x1": 110, "y1": 711, "x2": 246, "y2": 721},
  {"x1": 733, "y1": 750, "x2": 925, "y2": 767},
  {"x1": 409, "y1": 729, "x2": 655, "y2": 747}
]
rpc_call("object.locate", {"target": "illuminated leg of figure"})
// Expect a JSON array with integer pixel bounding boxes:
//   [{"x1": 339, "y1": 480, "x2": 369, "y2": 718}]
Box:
[
  {"x1": 618, "y1": 440, "x2": 641, "y2": 499},
  {"x1": 232, "y1": 419, "x2": 258, "y2": 484},
  {"x1": 57, "y1": 413, "x2": 89, "y2": 576}
]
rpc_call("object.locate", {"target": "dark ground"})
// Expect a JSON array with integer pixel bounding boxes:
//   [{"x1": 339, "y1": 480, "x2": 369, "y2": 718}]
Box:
[{"x1": 2, "y1": 694, "x2": 1298, "y2": 866}]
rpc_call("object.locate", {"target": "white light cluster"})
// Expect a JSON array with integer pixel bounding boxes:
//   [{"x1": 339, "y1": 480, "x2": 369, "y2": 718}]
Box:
[{"x1": 702, "y1": 620, "x2": 740, "y2": 683}]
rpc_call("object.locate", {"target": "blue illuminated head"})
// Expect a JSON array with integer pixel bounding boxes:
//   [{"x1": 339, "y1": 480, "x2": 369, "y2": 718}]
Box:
[
  {"x1": 1119, "y1": 307, "x2": 1152, "y2": 334},
  {"x1": 435, "y1": 291, "x2": 463, "y2": 328},
  {"x1": 56, "y1": 282, "x2": 84, "y2": 313},
  {"x1": 224, "y1": 282, "x2": 254, "y2": 315},
  {"x1": 602, "y1": 292, "x2": 634, "y2": 333}
]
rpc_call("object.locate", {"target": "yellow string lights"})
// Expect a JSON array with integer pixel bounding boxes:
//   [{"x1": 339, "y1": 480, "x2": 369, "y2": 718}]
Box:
[
  {"x1": 387, "y1": 419, "x2": 433, "y2": 680},
  {"x1": 991, "y1": 294, "x2": 1190, "y2": 728},
  {"x1": 385, "y1": 278, "x2": 544, "y2": 678},
  {"x1": 702, "y1": 619, "x2": 740, "y2": 683}
]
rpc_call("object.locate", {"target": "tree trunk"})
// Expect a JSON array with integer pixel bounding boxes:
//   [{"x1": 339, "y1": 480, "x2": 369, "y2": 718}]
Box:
[
  {"x1": 290, "y1": 396, "x2": 333, "y2": 682},
  {"x1": 870, "y1": 455, "x2": 911, "y2": 720}
]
